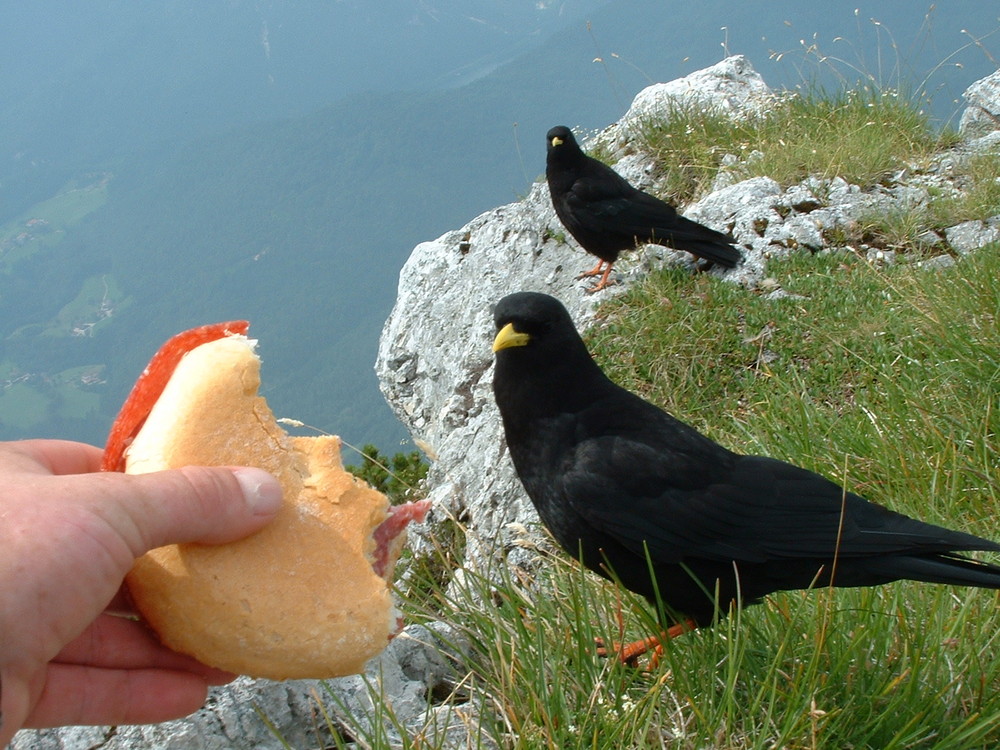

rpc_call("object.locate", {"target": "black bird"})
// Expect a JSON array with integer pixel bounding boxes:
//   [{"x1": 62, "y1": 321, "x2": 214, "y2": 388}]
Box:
[
  {"x1": 545, "y1": 125, "x2": 742, "y2": 292},
  {"x1": 492, "y1": 291, "x2": 1000, "y2": 660}
]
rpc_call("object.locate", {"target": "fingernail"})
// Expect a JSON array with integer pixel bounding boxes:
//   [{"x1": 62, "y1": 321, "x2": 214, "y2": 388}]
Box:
[{"x1": 232, "y1": 468, "x2": 283, "y2": 515}]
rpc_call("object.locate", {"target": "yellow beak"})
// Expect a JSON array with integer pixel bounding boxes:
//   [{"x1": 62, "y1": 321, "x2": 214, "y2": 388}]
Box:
[
  {"x1": 550, "y1": 135, "x2": 564, "y2": 147},
  {"x1": 493, "y1": 323, "x2": 531, "y2": 352}
]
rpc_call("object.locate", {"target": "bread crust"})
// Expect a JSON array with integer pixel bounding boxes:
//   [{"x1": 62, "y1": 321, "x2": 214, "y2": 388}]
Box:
[{"x1": 124, "y1": 335, "x2": 398, "y2": 679}]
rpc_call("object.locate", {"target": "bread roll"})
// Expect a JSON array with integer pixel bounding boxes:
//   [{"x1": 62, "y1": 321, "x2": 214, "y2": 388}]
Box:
[{"x1": 123, "y1": 334, "x2": 420, "y2": 680}]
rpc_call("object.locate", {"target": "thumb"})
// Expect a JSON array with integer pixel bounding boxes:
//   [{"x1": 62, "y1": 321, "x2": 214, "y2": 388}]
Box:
[{"x1": 102, "y1": 466, "x2": 284, "y2": 556}]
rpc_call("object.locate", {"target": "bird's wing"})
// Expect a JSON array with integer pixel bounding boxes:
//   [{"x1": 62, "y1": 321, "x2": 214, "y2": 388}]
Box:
[
  {"x1": 565, "y1": 174, "x2": 736, "y2": 247},
  {"x1": 561, "y1": 167, "x2": 638, "y2": 209},
  {"x1": 563, "y1": 440, "x2": 991, "y2": 566},
  {"x1": 561, "y1": 170, "x2": 672, "y2": 227}
]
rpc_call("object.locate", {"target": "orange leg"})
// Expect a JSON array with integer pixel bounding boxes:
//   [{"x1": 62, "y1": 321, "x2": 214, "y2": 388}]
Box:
[
  {"x1": 583, "y1": 262, "x2": 616, "y2": 293},
  {"x1": 595, "y1": 619, "x2": 696, "y2": 669},
  {"x1": 576, "y1": 259, "x2": 607, "y2": 280}
]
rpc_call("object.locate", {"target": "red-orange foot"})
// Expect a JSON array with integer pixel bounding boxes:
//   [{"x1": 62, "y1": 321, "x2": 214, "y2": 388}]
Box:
[
  {"x1": 580, "y1": 262, "x2": 616, "y2": 293},
  {"x1": 575, "y1": 259, "x2": 608, "y2": 280},
  {"x1": 594, "y1": 620, "x2": 696, "y2": 669}
]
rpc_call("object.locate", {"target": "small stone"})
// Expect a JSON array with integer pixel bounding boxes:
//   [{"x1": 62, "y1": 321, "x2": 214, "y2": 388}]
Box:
[
  {"x1": 920, "y1": 254, "x2": 957, "y2": 271},
  {"x1": 944, "y1": 220, "x2": 1000, "y2": 255}
]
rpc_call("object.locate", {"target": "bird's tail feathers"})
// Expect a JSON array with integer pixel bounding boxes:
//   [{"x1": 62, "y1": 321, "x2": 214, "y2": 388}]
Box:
[
  {"x1": 677, "y1": 238, "x2": 741, "y2": 268},
  {"x1": 867, "y1": 553, "x2": 1000, "y2": 589}
]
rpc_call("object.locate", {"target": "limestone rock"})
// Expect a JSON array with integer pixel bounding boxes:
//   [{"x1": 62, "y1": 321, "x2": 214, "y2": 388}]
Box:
[
  {"x1": 944, "y1": 218, "x2": 1000, "y2": 254},
  {"x1": 375, "y1": 179, "x2": 608, "y2": 580},
  {"x1": 597, "y1": 55, "x2": 776, "y2": 158},
  {"x1": 959, "y1": 68, "x2": 1000, "y2": 139}
]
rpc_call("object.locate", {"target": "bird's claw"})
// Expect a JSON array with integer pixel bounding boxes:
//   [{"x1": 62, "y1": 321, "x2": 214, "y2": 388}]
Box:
[
  {"x1": 576, "y1": 261, "x2": 615, "y2": 292},
  {"x1": 583, "y1": 279, "x2": 615, "y2": 293}
]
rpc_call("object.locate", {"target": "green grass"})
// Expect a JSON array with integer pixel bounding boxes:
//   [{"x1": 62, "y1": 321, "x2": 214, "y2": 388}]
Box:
[
  {"x1": 44, "y1": 274, "x2": 131, "y2": 338},
  {"x1": 589, "y1": 248, "x2": 998, "y2": 523},
  {"x1": 52, "y1": 367, "x2": 104, "y2": 420},
  {"x1": 590, "y1": 247, "x2": 1000, "y2": 747},
  {"x1": 319, "y1": 246, "x2": 1000, "y2": 750},
  {"x1": 0, "y1": 365, "x2": 105, "y2": 432},
  {"x1": 634, "y1": 88, "x2": 958, "y2": 204},
  {"x1": 854, "y1": 151, "x2": 1000, "y2": 249},
  {"x1": 0, "y1": 382, "x2": 51, "y2": 430}
]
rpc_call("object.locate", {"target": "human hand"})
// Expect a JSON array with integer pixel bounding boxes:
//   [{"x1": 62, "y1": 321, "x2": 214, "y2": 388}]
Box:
[{"x1": 0, "y1": 439, "x2": 283, "y2": 745}]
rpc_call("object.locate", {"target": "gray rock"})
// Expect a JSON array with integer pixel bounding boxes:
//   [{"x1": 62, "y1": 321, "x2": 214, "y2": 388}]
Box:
[
  {"x1": 608, "y1": 152, "x2": 662, "y2": 191},
  {"x1": 375, "y1": 179, "x2": 608, "y2": 582},
  {"x1": 866, "y1": 247, "x2": 897, "y2": 265},
  {"x1": 596, "y1": 55, "x2": 775, "y2": 159},
  {"x1": 944, "y1": 218, "x2": 1000, "y2": 254},
  {"x1": 778, "y1": 183, "x2": 824, "y2": 214},
  {"x1": 768, "y1": 214, "x2": 825, "y2": 254},
  {"x1": 764, "y1": 288, "x2": 807, "y2": 301},
  {"x1": 959, "y1": 68, "x2": 1000, "y2": 139},
  {"x1": 913, "y1": 229, "x2": 945, "y2": 253},
  {"x1": 965, "y1": 130, "x2": 1000, "y2": 153},
  {"x1": 919, "y1": 254, "x2": 958, "y2": 270}
]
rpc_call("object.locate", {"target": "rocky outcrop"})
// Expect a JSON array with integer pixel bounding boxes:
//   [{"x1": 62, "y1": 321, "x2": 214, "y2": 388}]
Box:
[
  {"x1": 959, "y1": 67, "x2": 1000, "y2": 140},
  {"x1": 596, "y1": 54, "x2": 777, "y2": 159}
]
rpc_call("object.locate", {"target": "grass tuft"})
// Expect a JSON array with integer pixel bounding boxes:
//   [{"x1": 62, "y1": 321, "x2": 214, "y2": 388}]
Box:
[
  {"x1": 930, "y1": 152, "x2": 1000, "y2": 226},
  {"x1": 636, "y1": 88, "x2": 958, "y2": 205}
]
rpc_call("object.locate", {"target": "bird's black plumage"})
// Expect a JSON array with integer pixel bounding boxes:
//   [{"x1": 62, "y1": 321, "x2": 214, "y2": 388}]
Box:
[
  {"x1": 545, "y1": 125, "x2": 742, "y2": 292},
  {"x1": 492, "y1": 291, "x2": 1000, "y2": 627}
]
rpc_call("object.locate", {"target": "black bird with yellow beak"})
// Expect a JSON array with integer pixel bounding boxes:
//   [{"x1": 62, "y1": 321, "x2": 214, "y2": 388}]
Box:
[
  {"x1": 545, "y1": 125, "x2": 742, "y2": 292},
  {"x1": 492, "y1": 291, "x2": 1000, "y2": 661}
]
